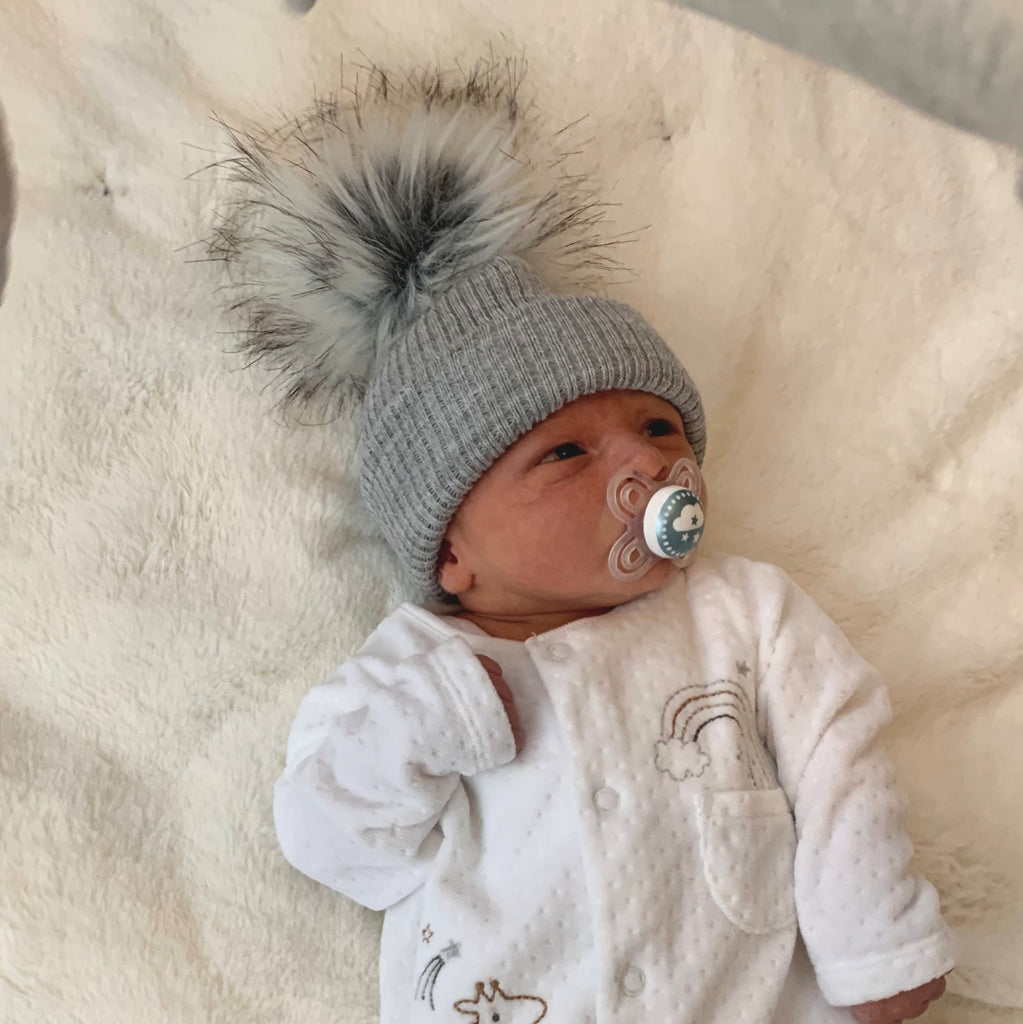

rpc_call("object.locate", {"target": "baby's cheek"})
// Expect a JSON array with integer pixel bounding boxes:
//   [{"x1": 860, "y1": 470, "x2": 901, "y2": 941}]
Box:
[
  {"x1": 523, "y1": 533, "x2": 589, "y2": 574},
  {"x1": 530, "y1": 518, "x2": 611, "y2": 578},
  {"x1": 490, "y1": 495, "x2": 612, "y2": 590}
]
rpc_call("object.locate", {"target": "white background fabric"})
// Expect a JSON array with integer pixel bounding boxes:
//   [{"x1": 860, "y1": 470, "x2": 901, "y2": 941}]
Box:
[{"x1": 0, "y1": 1, "x2": 1021, "y2": 1022}]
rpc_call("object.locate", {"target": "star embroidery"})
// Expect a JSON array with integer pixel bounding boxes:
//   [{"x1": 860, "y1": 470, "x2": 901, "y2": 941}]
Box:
[
  {"x1": 736, "y1": 660, "x2": 751, "y2": 677},
  {"x1": 421, "y1": 925, "x2": 433, "y2": 944},
  {"x1": 440, "y1": 941, "x2": 461, "y2": 961}
]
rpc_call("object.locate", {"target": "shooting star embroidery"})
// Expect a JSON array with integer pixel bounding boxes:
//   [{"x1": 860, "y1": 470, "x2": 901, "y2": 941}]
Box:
[{"x1": 414, "y1": 940, "x2": 461, "y2": 1010}]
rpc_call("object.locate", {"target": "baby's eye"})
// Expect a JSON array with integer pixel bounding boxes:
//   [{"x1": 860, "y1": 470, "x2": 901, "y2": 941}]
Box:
[
  {"x1": 645, "y1": 418, "x2": 678, "y2": 437},
  {"x1": 539, "y1": 442, "x2": 586, "y2": 464}
]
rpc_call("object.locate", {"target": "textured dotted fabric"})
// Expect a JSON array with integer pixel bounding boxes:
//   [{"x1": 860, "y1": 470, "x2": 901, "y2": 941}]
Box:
[{"x1": 273, "y1": 552, "x2": 956, "y2": 1021}]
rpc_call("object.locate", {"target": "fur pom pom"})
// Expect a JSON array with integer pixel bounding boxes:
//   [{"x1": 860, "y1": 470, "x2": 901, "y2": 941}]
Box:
[{"x1": 204, "y1": 56, "x2": 629, "y2": 418}]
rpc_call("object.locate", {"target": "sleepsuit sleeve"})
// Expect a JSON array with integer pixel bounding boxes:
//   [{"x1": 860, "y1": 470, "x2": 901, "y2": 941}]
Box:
[
  {"x1": 273, "y1": 631, "x2": 516, "y2": 911},
  {"x1": 744, "y1": 561, "x2": 957, "y2": 1006}
]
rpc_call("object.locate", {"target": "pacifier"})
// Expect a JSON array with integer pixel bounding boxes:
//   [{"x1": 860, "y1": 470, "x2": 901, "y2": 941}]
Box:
[{"x1": 607, "y1": 457, "x2": 706, "y2": 582}]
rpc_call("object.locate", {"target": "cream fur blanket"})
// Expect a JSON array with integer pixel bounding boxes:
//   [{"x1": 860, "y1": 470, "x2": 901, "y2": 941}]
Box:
[{"x1": 1, "y1": 1, "x2": 1021, "y2": 1022}]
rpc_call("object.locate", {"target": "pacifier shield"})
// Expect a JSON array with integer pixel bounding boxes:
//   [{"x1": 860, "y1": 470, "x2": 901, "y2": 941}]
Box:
[{"x1": 606, "y1": 457, "x2": 707, "y2": 582}]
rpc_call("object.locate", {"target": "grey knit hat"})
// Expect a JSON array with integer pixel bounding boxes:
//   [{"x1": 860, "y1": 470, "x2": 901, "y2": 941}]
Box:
[
  {"x1": 208, "y1": 60, "x2": 705, "y2": 601},
  {"x1": 361, "y1": 256, "x2": 703, "y2": 599}
]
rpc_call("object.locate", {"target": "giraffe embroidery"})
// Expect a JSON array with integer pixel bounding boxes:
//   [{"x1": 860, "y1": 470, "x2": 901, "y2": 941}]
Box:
[{"x1": 453, "y1": 980, "x2": 548, "y2": 1023}]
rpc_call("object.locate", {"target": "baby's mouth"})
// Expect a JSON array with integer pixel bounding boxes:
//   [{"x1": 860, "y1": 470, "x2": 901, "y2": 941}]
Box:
[{"x1": 606, "y1": 458, "x2": 706, "y2": 582}]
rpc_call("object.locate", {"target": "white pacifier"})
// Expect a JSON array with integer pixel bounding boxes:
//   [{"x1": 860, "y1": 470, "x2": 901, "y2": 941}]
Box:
[{"x1": 607, "y1": 457, "x2": 706, "y2": 582}]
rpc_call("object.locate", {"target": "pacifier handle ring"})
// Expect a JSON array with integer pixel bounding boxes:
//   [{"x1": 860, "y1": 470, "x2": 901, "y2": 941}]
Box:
[
  {"x1": 608, "y1": 535, "x2": 657, "y2": 582},
  {"x1": 607, "y1": 473, "x2": 654, "y2": 524}
]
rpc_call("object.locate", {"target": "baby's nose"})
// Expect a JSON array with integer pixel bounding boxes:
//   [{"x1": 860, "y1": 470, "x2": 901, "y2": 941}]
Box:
[{"x1": 611, "y1": 434, "x2": 671, "y2": 481}]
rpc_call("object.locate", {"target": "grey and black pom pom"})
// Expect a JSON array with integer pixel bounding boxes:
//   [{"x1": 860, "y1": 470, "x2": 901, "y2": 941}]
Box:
[{"x1": 204, "y1": 56, "x2": 627, "y2": 420}]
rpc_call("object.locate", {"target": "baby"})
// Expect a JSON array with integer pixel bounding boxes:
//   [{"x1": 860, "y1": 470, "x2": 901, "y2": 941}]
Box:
[{"x1": 212, "y1": 65, "x2": 956, "y2": 1024}]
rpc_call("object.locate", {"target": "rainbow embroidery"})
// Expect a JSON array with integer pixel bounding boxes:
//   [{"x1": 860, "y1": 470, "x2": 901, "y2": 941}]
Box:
[{"x1": 654, "y1": 679, "x2": 774, "y2": 788}]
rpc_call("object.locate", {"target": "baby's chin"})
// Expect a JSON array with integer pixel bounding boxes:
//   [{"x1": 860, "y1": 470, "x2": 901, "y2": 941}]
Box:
[
  {"x1": 551, "y1": 558, "x2": 682, "y2": 612},
  {"x1": 444, "y1": 559, "x2": 684, "y2": 623},
  {"x1": 610, "y1": 558, "x2": 680, "y2": 601}
]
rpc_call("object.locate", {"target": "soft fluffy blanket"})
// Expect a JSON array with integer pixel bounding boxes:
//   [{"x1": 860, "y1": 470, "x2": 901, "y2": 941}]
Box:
[{"x1": 1, "y1": 1, "x2": 1021, "y2": 1022}]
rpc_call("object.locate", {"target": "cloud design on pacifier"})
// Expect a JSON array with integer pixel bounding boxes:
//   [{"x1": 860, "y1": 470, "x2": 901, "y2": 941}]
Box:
[
  {"x1": 673, "y1": 504, "x2": 704, "y2": 533},
  {"x1": 654, "y1": 738, "x2": 711, "y2": 781}
]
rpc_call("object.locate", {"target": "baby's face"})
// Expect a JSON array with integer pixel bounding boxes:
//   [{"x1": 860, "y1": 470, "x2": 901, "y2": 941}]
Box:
[{"x1": 437, "y1": 390, "x2": 703, "y2": 628}]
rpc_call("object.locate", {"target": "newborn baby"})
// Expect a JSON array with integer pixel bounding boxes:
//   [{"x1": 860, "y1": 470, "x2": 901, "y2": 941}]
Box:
[
  {"x1": 210, "y1": 64, "x2": 955, "y2": 1024},
  {"x1": 274, "y1": 385, "x2": 953, "y2": 1024}
]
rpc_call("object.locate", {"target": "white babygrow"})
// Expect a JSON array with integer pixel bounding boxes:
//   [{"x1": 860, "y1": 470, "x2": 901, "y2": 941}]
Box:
[{"x1": 273, "y1": 553, "x2": 956, "y2": 1023}]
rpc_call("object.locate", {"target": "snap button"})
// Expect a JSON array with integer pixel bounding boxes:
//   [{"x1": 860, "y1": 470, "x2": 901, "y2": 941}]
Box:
[
  {"x1": 621, "y1": 965, "x2": 645, "y2": 996},
  {"x1": 593, "y1": 786, "x2": 619, "y2": 813},
  {"x1": 546, "y1": 642, "x2": 572, "y2": 662}
]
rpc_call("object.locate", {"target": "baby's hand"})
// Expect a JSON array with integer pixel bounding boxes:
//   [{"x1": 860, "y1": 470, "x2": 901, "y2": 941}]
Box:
[
  {"x1": 477, "y1": 656, "x2": 523, "y2": 754},
  {"x1": 847, "y1": 975, "x2": 947, "y2": 1023}
]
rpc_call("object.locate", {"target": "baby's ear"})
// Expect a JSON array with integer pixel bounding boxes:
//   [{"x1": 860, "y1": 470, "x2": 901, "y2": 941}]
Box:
[
  {"x1": 434, "y1": 540, "x2": 469, "y2": 598},
  {"x1": 436, "y1": 539, "x2": 454, "y2": 569}
]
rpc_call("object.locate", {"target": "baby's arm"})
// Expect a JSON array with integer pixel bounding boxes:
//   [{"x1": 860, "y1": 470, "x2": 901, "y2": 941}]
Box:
[
  {"x1": 273, "y1": 634, "x2": 517, "y2": 911},
  {"x1": 743, "y1": 562, "x2": 956, "y2": 1010}
]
